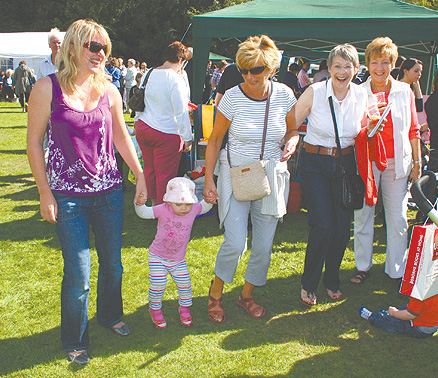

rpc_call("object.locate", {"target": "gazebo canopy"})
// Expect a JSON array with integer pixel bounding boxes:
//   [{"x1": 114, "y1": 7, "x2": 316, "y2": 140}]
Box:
[
  {"x1": 192, "y1": 0, "x2": 438, "y2": 102},
  {"x1": 209, "y1": 52, "x2": 233, "y2": 62}
]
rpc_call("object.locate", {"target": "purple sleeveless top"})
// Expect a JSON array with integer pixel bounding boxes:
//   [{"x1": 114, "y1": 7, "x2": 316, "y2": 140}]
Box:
[{"x1": 46, "y1": 74, "x2": 122, "y2": 195}]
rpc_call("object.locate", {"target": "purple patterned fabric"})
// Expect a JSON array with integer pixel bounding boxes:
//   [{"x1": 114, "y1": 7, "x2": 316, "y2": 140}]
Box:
[{"x1": 46, "y1": 74, "x2": 122, "y2": 195}]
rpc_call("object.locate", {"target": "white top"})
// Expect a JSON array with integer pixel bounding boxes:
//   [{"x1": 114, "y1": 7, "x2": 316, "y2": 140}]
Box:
[
  {"x1": 218, "y1": 82, "x2": 296, "y2": 161},
  {"x1": 124, "y1": 66, "x2": 138, "y2": 88},
  {"x1": 37, "y1": 55, "x2": 57, "y2": 79},
  {"x1": 136, "y1": 69, "x2": 192, "y2": 141},
  {"x1": 362, "y1": 76, "x2": 417, "y2": 179},
  {"x1": 304, "y1": 78, "x2": 367, "y2": 149}
]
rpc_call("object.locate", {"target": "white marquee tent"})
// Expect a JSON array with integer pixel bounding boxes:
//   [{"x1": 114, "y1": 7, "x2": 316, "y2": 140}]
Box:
[{"x1": 0, "y1": 32, "x2": 65, "y2": 74}]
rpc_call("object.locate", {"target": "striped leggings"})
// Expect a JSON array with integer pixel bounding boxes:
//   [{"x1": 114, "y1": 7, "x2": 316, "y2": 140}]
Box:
[{"x1": 148, "y1": 252, "x2": 192, "y2": 310}]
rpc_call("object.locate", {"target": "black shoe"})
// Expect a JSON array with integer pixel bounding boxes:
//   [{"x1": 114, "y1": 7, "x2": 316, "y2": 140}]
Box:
[
  {"x1": 67, "y1": 350, "x2": 90, "y2": 365},
  {"x1": 110, "y1": 322, "x2": 131, "y2": 336}
]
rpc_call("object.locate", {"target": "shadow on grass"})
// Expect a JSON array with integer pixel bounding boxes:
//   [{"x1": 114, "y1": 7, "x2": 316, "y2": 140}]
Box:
[
  {"x1": 0, "y1": 126, "x2": 26, "y2": 129},
  {"x1": 0, "y1": 149, "x2": 26, "y2": 154},
  {"x1": 1, "y1": 269, "x2": 429, "y2": 376}
]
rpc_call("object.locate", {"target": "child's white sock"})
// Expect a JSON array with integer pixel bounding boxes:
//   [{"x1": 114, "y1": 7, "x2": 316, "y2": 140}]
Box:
[{"x1": 359, "y1": 307, "x2": 373, "y2": 320}]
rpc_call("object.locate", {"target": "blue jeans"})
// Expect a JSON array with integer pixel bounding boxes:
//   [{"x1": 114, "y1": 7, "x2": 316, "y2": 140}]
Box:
[
  {"x1": 299, "y1": 150, "x2": 355, "y2": 292},
  {"x1": 369, "y1": 305, "x2": 433, "y2": 338},
  {"x1": 54, "y1": 186, "x2": 124, "y2": 352}
]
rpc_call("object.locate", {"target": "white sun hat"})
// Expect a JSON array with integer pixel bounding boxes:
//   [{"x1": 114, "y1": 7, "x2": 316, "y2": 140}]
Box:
[{"x1": 163, "y1": 177, "x2": 198, "y2": 204}]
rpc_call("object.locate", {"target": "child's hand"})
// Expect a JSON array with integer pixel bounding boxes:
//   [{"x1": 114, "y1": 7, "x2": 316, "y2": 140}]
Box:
[{"x1": 388, "y1": 306, "x2": 398, "y2": 316}]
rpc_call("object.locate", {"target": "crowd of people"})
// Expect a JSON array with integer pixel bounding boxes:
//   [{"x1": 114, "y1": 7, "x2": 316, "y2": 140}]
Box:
[{"x1": 22, "y1": 18, "x2": 438, "y2": 366}]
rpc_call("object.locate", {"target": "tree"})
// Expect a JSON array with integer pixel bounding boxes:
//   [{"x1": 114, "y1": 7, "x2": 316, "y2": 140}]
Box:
[
  {"x1": 402, "y1": 0, "x2": 438, "y2": 10},
  {"x1": 1, "y1": 0, "x2": 251, "y2": 64}
]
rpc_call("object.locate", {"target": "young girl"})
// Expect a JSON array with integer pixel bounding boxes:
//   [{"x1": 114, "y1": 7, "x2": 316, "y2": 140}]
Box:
[{"x1": 135, "y1": 177, "x2": 212, "y2": 328}]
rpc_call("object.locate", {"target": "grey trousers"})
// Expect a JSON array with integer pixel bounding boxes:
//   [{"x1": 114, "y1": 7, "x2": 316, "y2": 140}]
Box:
[{"x1": 214, "y1": 195, "x2": 278, "y2": 286}]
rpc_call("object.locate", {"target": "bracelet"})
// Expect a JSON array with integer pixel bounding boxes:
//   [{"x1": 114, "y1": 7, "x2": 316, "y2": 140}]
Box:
[{"x1": 413, "y1": 161, "x2": 422, "y2": 165}]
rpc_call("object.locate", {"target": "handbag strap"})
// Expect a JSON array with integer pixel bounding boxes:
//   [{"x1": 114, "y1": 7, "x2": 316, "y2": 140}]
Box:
[
  {"x1": 328, "y1": 95, "x2": 347, "y2": 173},
  {"x1": 227, "y1": 80, "x2": 272, "y2": 167},
  {"x1": 140, "y1": 67, "x2": 155, "y2": 90}
]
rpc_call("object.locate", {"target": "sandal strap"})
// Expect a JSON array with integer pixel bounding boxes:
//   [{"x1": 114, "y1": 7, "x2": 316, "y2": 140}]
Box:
[
  {"x1": 179, "y1": 306, "x2": 192, "y2": 321},
  {"x1": 238, "y1": 296, "x2": 265, "y2": 317},
  {"x1": 208, "y1": 295, "x2": 223, "y2": 310}
]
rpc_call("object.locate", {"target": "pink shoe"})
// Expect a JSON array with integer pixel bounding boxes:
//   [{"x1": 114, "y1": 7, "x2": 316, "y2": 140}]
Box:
[
  {"x1": 179, "y1": 305, "x2": 192, "y2": 327},
  {"x1": 149, "y1": 308, "x2": 167, "y2": 329}
]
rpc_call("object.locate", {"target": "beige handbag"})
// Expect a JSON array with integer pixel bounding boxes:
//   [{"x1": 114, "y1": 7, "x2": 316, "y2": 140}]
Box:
[{"x1": 228, "y1": 82, "x2": 272, "y2": 202}]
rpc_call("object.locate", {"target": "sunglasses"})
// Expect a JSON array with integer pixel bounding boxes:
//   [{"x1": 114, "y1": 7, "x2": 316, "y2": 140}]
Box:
[
  {"x1": 83, "y1": 41, "x2": 108, "y2": 54},
  {"x1": 238, "y1": 65, "x2": 266, "y2": 75}
]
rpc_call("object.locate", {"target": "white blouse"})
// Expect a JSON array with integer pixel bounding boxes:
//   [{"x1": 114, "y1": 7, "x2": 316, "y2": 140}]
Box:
[
  {"x1": 304, "y1": 78, "x2": 367, "y2": 149},
  {"x1": 136, "y1": 69, "x2": 192, "y2": 141}
]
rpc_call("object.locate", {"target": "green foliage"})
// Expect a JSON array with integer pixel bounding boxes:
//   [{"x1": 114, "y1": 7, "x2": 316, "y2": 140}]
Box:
[
  {"x1": 403, "y1": 0, "x2": 438, "y2": 10},
  {"x1": 1, "y1": 102, "x2": 437, "y2": 377},
  {"x1": 1, "y1": 0, "x2": 251, "y2": 66}
]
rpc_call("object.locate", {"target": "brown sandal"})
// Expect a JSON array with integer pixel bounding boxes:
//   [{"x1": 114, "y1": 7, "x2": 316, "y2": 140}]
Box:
[
  {"x1": 207, "y1": 280, "x2": 225, "y2": 323},
  {"x1": 237, "y1": 295, "x2": 265, "y2": 319},
  {"x1": 350, "y1": 270, "x2": 370, "y2": 284}
]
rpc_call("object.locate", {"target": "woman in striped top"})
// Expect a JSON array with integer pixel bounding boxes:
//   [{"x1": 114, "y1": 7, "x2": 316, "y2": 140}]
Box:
[{"x1": 204, "y1": 35, "x2": 298, "y2": 323}]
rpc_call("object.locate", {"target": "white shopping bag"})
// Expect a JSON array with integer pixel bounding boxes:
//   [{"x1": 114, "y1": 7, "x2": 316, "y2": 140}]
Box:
[{"x1": 400, "y1": 224, "x2": 438, "y2": 300}]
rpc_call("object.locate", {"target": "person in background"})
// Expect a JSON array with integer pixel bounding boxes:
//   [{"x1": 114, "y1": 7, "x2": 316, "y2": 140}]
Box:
[
  {"x1": 425, "y1": 70, "x2": 438, "y2": 171},
  {"x1": 390, "y1": 55, "x2": 406, "y2": 79},
  {"x1": 140, "y1": 62, "x2": 148, "y2": 74},
  {"x1": 13, "y1": 60, "x2": 35, "y2": 112},
  {"x1": 211, "y1": 60, "x2": 228, "y2": 94},
  {"x1": 26, "y1": 19, "x2": 147, "y2": 365},
  {"x1": 214, "y1": 63, "x2": 244, "y2": 107},
  {"x1": 294, "y1": 44, "x2": 368, "y2": 307},
  {"x1": 204, "y1": 35, "x2": 298, "y2": 323},
  {"x1": 352, "y1": 37, "x2": 421, "y2": 285},
  {"x1": 135, "y1": 41, "x2": 192, "y2": 205},
  {"x1": 398, "y1": 58, "x2": 424, "y2": 112},
  {"x1": 297, "y1": 58, "x2": 311, "y2": 92},
  {"x1": 124, "y1": 58, "x2": 138, "y2": 113},
  {"x1": 2, "y1": 69, "x2": 14, "y2": 101},
  {"x1": 37, "y1": 28, "x2": 63, "y2": 79},
  {"x1": 202, "y1": 60, "x2": 213, "y2": 104},
  {"x1": 282, "y1": 62, "x2": 301, "y2": 98},
  {"x1": 129, "y1": 72, "x2": 143, "y2": 118},
  {"x1": 312, "y1": 60, "x2": 329, "y2": 83},
  {"x1": 118, "y1": 57, "x2": 127, "y2": 110},
  {"x1": 107, "y1": 57, "x2": 122, "y2": 90}
]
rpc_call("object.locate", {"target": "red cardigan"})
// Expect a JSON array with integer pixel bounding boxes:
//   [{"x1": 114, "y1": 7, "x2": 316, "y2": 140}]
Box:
[{"x1": 355, "y1": 128, "x2": 388, "y2": 206}]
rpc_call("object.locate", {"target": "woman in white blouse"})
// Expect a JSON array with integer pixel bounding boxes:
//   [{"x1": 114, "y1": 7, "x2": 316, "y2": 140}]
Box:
[
  {"x1": 203, "y1": 35, "x2": 298, "y2": 323},
  {"x1": 294, "y1": 44, "x2": 370, "y2": 307},
  {"x1": 135, "y1": 41, "x2": 192, "y2": 205}
]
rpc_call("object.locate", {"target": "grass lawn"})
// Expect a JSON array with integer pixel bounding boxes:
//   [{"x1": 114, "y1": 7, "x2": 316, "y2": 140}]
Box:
[{"x1": 0, "y1": 101, "x2": 435, "y2": 377}]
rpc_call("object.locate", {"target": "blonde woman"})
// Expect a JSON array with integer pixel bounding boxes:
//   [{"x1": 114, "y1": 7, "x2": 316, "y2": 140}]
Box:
[
  {"x1": 27, "y1": 19, "x2": 147, "y2": 365},
  {"x1": 353, "y1": 37, "x2": 421, "y2": 284},
  {"x1": 204, "y1": 35, "x2": 298, "y2": 322}
]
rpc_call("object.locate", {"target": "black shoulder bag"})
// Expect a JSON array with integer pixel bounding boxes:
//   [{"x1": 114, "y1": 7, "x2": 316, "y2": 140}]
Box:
[
  {"x1": 128, "y1": 68, "x2": 155, "y2": 112},
  {"x1": 328, "y1": 96, "x2": 365, "y2": 210}
]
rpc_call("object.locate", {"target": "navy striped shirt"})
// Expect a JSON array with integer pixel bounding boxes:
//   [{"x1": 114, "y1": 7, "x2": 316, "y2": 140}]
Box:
[{"x1": 218, "y1": 82, "x2": 296, "y2": 161}]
